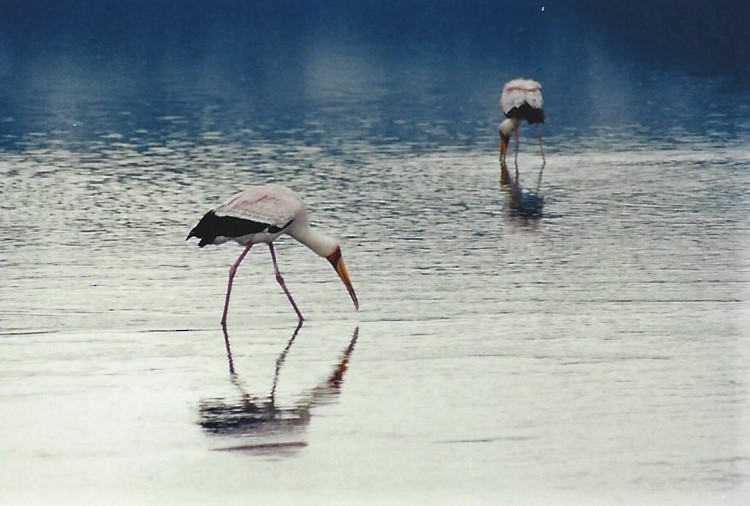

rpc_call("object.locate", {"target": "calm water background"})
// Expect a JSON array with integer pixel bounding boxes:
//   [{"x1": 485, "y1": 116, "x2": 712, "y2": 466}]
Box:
[{"x1": 1, "y1": 1, "x2": 749, "y2": 504}]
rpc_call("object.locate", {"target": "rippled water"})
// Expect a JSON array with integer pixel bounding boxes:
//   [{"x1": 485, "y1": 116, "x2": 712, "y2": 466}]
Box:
[{"x1": 1, "y1": 38, "x2": 749, "y2": 504}]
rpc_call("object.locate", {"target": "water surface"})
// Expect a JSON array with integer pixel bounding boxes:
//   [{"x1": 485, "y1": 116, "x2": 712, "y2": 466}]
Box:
[{"x1": 1, "y1": 3, "x2": 749, "y2": 504}]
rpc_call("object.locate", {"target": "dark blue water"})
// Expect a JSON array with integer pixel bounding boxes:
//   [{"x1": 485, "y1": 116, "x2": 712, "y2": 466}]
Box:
[
  {"x1": 1, "y1": 2, "x2": 749, "y2": 504},
  {"x1": 1, "y1": 1, "x2": 747, "y2": 145}
]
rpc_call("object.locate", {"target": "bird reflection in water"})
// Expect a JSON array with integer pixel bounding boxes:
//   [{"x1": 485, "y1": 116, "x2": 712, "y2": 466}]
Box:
[
  {"x1": 500, "y1": 159, "x2": 546, "y2": 220},
  {"x1": 198, "y1": 323, "x2": 359, "y2": 456}
]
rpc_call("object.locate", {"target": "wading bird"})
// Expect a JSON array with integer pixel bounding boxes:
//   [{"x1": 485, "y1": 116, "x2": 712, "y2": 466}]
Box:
[
  {"x1": 499, "y1": 78, "x2": 546, "y2": 164},
  {"x1": 187, "y1": 184, "x2": 359, "y2": 325}
]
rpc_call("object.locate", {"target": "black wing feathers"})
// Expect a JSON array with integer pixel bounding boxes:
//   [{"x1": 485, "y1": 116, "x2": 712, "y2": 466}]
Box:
[
  {"x1": 267, "y1": 219, "x2": 294, "y2": 234},
  {"x1": 505, "y1": 102, "x2": 546, "y2": 124},
  {"x1": 186, "y1": 211, "x2": 291, "y2": 247}
]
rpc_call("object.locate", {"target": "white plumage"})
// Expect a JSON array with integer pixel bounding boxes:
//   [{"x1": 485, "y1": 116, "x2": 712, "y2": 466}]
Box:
[
  {"x1": 214, "y1": 184, "x2": 302, "y2": 226},
  {"x1": 500, "y1": 78, "x2": 544, "y2": 116}
]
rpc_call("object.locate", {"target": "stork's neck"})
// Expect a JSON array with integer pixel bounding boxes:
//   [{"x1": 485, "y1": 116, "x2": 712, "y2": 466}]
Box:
[
  {"x1": 288, "y1": 223, "x2": 339, "y2": 258},
  {"x1": 499, "y1": 118, "x2": 519, "y2": 137}
]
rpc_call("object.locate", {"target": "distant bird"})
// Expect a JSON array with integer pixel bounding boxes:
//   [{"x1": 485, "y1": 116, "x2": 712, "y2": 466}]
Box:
[
  {"x1": 499, "y1": 78, "x2": 546, "y2": 164},
  {"x1": 187, "y1": 184, "x2": 359, "y2": 325}
]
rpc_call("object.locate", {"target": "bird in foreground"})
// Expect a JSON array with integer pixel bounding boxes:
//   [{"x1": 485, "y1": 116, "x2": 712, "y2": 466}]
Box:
[
  {"x1": 186, "y1": 184, "x2": 359, "y2": 325},
  {"x1": 499, "y1": 78, "x2": 546, "y2": 164}
]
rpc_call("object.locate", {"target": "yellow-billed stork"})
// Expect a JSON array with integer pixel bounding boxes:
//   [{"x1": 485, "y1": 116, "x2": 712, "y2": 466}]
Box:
[{"x1": 187, "y1": 184, "x2": 359, "y2": 325}]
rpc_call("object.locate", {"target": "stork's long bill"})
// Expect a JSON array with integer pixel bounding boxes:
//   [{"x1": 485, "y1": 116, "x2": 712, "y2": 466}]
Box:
[{"x1": 326, "y1": 246, "x2": 359, "y2": 310}]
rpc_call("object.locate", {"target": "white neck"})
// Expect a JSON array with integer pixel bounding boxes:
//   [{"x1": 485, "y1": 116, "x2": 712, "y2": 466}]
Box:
[
  {"x1": 499, "y1": 118, "x2": 519, "y2": 137},
  {"x1": 288, "y1": 223, "x2": 338, "y2": 258}
]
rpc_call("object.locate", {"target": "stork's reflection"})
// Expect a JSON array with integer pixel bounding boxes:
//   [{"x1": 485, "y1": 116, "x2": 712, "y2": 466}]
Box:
[
  {"x1": 500, "y1": 159, "x2": 545, "y2": 219},
  {"x1": 199, "y1": 323, "x2": 359, "y2": 455}
]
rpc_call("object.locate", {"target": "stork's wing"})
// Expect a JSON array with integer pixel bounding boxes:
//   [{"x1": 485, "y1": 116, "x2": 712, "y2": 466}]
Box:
[
  {"x1": 187, "y1": 185, "x2": 304, "y2": 247},
  {"x1": 214, "y1": 184, "x2": 303, "y2": 229},
  {"x1": 500, "y1": 78, "x2": 543, "y2": 115}
]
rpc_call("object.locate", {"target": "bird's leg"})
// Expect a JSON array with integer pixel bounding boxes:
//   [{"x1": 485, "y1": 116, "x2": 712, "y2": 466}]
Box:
[
  {"x1": 536, "y1": 125, "x2": 546, "y2": 164},
  {"x1": 536, "y1": 160, "x2": 546, "y2": 193},
  {"x1": 268, "y1": 243, "x2": 304, "y2": 323},
  {"x1": 513, "y1": 124, "x2": 520, "y2": 166},
  {"x1": 221, "y1": 243, "x2": 253, "y2": 326},
  {"x1": 511, "y1": 160, "x2": 521, "y2": 209}
]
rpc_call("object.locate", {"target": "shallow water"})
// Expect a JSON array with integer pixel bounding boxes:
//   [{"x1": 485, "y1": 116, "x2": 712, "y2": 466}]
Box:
[{"x1": 1, "y1": 6, "x2": 750, "y2": 503}]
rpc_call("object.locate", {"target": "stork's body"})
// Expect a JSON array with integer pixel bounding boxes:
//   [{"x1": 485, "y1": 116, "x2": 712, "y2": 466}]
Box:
[
  {"x1": 187, "y1": 184, "x2": 358, "y2": 325},
  {"x1": 499, "y1": 78, "x2": 546, "y2": 164}
]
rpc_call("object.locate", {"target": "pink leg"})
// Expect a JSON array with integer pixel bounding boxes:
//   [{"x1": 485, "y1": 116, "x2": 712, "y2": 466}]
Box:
[
  {"x1": 268, "y1": 243, "x2": 304, "y2": 322},
  {"x1": 513, "y1": 125, "x2": 520, "y2": 165},
  {"x1": 221, "y1": 243, "x2": 253, "y2": 326},
  {"x1": 536, "y1": 125, "x2": 546, "y2": 164}
]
